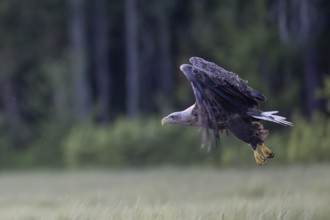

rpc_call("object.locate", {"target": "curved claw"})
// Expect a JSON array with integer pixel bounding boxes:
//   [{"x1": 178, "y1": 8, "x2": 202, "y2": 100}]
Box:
[
  {"x1": 260, "y1": 144, "x2": 274, "y2": 159},
  {"x1": 254, "y1": 150, "x2": 267, "y2": 166}
]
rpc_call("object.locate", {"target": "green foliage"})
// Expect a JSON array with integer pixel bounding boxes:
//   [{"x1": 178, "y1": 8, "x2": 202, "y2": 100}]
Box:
[
  {"x1": 0, "y1": 121, "x2": 69, "y2": 169},
  {"x1": 317, "y1": 74, "x2": 330, "y2": 113},
  {"x1": 1, "y1": 113, "x2": 330, "y2": 168},
  {"x1": 63, "y1": 117, "x2": 214, "y2": 167},
  {"x1": 286, "y1": 114, "x2": 330, "y2": 163},
  {"x1": 62, "y1": 115, "x2": 330, "y2": 167}
]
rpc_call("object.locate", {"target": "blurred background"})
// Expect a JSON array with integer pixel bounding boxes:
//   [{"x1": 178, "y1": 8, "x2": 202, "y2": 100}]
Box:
[{"x1": 0, "y1": 0, "x2": 329, "y2": 169}]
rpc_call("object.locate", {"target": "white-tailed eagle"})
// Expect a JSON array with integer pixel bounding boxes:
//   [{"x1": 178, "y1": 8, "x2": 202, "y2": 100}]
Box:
[{"x1": 161, "y1": 57, "x2": 292, "y2": 166}]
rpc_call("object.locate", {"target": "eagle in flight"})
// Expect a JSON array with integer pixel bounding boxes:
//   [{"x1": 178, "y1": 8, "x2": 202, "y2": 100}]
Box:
[{"x1": 161, "y1": 57, "x2": 292, "y2": 166}]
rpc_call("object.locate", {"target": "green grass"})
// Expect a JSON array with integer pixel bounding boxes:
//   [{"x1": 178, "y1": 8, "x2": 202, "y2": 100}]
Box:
[{"x1": 1, "y1": 165, "x2": 330, "y2": 219}]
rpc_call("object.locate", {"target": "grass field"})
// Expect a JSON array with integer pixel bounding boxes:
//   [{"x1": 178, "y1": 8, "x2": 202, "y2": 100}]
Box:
[{"x1": 0, "y1": 165, "x2": 330, "y2": 220}]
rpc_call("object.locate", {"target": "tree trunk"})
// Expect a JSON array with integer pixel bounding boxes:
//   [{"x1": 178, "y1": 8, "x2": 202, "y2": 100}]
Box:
[
  {"x1": 157, "y1": 0, "x2": 173, "y2": 111},
  {"x1": 0, "y1": 75, "x2": 21, "y2": 123},
  {"x1": 48, "y1": 65, "x2": 70, "y2": 121},
  {"x1": 303, "y1": 42, "x2": 321, "y2": 117},
  {"x1": 125, "y1": 0, "x2": 139, "y2": 117},
  {"x1": 300, "y1": 0, "x2": 323, "y2": 117},
  {"x1": 0, "y1": 74, "x2": 25, "y2": 148},
  {"x1": 68, "y1": 0, "x2": 91, "y2": 120},
  {"x1": 140, "y1": 23, "x2": 155, "y2": 114},
  {"x1": 93, "y1": 0, "x2": 111, "y2": 122},
  {"x1": 277, "y1": 0, "x2": 323, "y2": 117}
]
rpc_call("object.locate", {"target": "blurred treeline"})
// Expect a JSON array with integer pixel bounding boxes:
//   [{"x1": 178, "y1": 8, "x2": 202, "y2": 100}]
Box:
[{"x1": 0, "y1": 0, "x2": 329, "y2": 168}]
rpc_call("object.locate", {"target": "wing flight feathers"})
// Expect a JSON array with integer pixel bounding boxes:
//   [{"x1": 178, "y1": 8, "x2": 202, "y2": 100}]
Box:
[{"x1": 189, "y1": 57, "x2": 266, "y2": 102}]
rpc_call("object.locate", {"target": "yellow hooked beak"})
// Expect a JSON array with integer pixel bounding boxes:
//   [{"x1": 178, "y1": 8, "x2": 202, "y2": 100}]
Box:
[{"x1": 161, "y1": 118, "x2": 167, "y2": 126}]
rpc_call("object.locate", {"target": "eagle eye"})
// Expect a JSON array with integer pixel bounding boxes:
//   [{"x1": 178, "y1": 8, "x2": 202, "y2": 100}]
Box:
[{"x1": 170, "y1": 115, "x2": 178, "y2": 120}]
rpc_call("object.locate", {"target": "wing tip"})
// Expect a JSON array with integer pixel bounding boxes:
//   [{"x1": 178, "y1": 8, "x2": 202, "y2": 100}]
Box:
[
  {"x1": 180, "y1": 64, "x2": 198, "y2": 82},
  {"x1": 180, "y1": 64, "x2": 191, "y2": 72},
  {"x1": 189, "y1": 56, "x2": 202, "y2": 64}
]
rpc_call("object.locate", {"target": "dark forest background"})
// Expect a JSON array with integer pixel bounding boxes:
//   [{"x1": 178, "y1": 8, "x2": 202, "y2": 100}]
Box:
[{"x1": 0, "y1": 0, "x2": 329, "y2": 168}]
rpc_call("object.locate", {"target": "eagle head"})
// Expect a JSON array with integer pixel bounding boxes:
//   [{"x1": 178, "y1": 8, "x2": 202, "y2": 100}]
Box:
[{"x1": 161, "y1": 105, "x2": 196, "y2": 126}]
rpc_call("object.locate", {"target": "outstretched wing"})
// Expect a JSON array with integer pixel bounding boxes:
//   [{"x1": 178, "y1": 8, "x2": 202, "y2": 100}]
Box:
[
  {"x1": 190, "y1": 57, "x2": 266, "y2": 104},
  {"x1": 180, "y1": 59, "x2": 265, "y2": 150}
]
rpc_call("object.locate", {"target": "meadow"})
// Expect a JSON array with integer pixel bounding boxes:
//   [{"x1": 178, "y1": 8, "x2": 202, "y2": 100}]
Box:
[{"x1": 1, "y1": 165, "x2": 330, "y2": 220}]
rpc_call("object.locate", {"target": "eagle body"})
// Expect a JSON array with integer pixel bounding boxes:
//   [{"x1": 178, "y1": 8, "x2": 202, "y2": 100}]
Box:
[
  {"x1": 181, "y1": 104, "x2": 269, "y2": 150},
  {"x1": 161, "y1": 57, "x2": 292, "y2": 165}
]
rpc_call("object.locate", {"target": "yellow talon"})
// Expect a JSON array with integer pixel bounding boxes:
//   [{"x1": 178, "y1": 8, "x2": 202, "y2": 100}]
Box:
[
  {"x1": 260, "y1": 144, "x2": 274, "y2": 159},
  {"x1": 254, "y1": 150, "x2": 267, "y2": 166}
]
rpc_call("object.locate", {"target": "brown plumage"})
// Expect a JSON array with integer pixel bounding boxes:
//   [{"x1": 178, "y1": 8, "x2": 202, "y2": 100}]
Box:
[{"x1": 161, "y1": 57, "x2": 292, "y2": 165}]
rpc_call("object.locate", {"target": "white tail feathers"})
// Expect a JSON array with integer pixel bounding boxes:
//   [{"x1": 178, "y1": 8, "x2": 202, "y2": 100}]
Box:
[{"x1": 252, "y1": 111, "x2": 293, "y2": 126}]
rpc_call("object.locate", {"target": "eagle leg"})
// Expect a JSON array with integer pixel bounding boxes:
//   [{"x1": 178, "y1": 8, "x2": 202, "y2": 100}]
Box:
[
  {"x1": 260, "y1": 144, "x2": 274, "y2": 159},
  {"x1": 253, "y1": 150, "x2": 267, "y2": 166}
]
